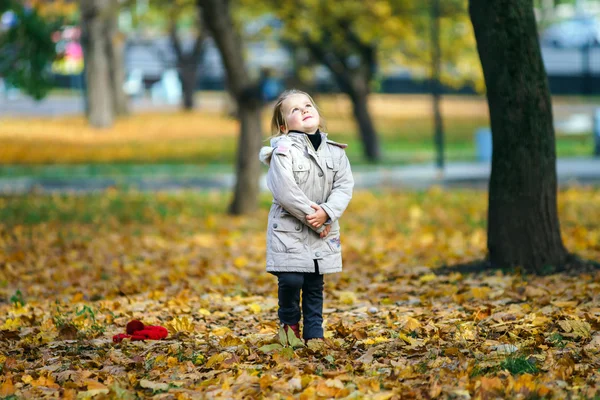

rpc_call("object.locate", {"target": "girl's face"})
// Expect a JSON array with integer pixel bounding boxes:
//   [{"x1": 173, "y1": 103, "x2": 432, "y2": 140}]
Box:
[{"x1": 281, "y1": 94, "x2": 320, "y2": 134}]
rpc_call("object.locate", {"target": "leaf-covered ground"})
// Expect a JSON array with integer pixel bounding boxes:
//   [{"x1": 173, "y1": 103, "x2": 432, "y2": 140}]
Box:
[
  {"x1": 0, "y1": 187, "x2": 599, "y2": 399},
  {"x1": 0, "y1": 94, "x2": 592, "y2": 166}
]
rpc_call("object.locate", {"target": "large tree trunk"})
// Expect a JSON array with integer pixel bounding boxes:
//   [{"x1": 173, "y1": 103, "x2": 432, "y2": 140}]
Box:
[
  {"x1": 106, "y1": 2, "x2": 129, "y2": 116},
  {"x1": 80, "y1": 0, "x2": 113, "y2": 128},
  {"x1": 198, "y1": 0, "x2": 263, "y2": 215},
  {"x1": 470, "y1": 0, "x2": 568, "y2": 273},
  {"x1": 230, "y1": 104, "x2": 263, "y2": 212}
]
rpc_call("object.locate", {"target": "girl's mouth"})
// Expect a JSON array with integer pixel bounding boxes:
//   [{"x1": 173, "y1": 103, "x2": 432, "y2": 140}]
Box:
[{"x1": 303, "y1": 116, "x2": 312, "y2": 121}]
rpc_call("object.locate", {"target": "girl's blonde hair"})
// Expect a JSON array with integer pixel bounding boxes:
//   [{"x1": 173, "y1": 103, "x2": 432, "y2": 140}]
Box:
[{"x1": 270, "y1": 89, "x2": 326, "y2": 137}]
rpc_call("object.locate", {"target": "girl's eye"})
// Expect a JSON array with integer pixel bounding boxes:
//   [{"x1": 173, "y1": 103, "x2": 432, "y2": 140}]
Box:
[
  {"x1": 292, "y1": 108, "x2": 299, "y2": 113},
  {"x1": 306, "y1": 104, "x2": 312, "y2": 108}
]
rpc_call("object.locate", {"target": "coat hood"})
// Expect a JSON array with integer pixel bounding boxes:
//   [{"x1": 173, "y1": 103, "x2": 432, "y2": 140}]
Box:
[
  {"x1": 259, "y1": 135, "x2": 291, "y2": 166},
  {"x1": 259, "y1": 132, "x2": 332, "y2": 166}
]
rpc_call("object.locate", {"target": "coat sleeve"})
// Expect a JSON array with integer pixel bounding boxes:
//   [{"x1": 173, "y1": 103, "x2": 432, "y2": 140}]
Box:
[
  {"x1": 267, "y1": 151, "x2": 325, "y2": 234},
  {"x1": 320, "y1": 151, "x2": 354, "y2": 224}
]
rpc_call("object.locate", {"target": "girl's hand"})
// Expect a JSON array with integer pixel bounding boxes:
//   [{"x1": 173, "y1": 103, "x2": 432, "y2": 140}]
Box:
[
  {"x1": 320, "y1": 224, "x2": 331, "y2": 238},
  {"x1": 306, "y1": 204, "x2": 328, "y2": 228}
]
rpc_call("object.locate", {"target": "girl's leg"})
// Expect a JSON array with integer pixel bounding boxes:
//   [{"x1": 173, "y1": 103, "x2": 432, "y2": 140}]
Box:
[
  {"x1": 277, "y1": 272, "x2": 304, "y2": 327},
  {"x1": 302, "y1": 261, "x2": 324, "y2": 340}
]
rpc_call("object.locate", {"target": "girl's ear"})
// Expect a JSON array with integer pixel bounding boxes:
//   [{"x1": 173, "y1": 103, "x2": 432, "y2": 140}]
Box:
[{"x1": 280, "y1": 125, "x2": 285, "y2": 132}]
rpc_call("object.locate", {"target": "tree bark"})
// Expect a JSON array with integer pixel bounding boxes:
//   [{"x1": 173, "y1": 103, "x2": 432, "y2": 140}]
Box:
[
  {"x1": 348, "y1": 79, "x2": 380, "y2": 162},
  {"x1": 179, "y1": 61, "x2": 199, "y2": 110},
  {"x1": 80, "y1": 0, "x2": 114, "y2": 128},
  {"x1": 197, "y1": 0, "x2": 263, "y2": 215},
  {"x1": 469, "y1": 0, "x2": 568, "y2": 273},
  {"x1": 431, "y1": 0, "x2": 445, "y2": 170},
  {"x1": 170, "y1": 15, "x2": 206, "y2": 111},
  {"x1": 106, "y1": 0, "x2": 129, "y2": 116}
]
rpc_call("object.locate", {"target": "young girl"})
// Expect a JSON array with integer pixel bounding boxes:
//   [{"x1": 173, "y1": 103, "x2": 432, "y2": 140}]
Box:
[{"x1": 259, "y1": 89, "x2": 354, "y2": 342}]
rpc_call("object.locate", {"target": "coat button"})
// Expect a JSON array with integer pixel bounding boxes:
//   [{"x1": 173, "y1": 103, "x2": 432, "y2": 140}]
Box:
[
  {"x1": 298, "y1": 165, "x2": 303, "y2": 169},
  {"x1": 315, "y1": 252, "x2": 321, "y2": 257},
  {"x1": 318, "y1": 172, "x2": 324, "y2": 177},
  {"x1": 273, "y1": 223, "x2": 278, "y2": 228},
  {"x1": 295, "y1": 225, "x2": 301, "y2": 231},
  {"x1": 316, "y1": 200, "x2": 322, "y2": 204}
]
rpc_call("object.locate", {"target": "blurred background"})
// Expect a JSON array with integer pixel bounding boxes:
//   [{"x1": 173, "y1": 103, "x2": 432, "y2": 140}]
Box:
[{"x1": 0, "y1": 0, "x2": 598, "y2": 192}]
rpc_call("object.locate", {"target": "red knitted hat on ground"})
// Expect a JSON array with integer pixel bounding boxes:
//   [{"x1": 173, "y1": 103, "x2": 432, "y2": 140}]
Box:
[{"x1": 113, "y1": 320, "x2": 168, "y2": 343}]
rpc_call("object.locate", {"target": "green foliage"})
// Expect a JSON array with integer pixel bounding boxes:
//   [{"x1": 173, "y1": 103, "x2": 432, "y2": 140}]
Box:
[
  {"x1": 53, "y1": 302, "x2": 107, "y2": 339},
  {"x1": 500, "y1": 353, "x2": 539, "y2": 375},
  {"x1": 0, "y1": 2, "x2": 61, "y2": 100},
  {"x1": 9, "y1": 289, "x2": 25, "y2": 307},
  {"x1": 239, "y1": 0, "x2": 482, "y2": 91}
]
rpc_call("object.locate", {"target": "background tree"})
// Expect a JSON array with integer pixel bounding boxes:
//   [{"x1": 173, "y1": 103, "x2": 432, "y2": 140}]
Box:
[
  {"x1": 196, "y1": 0, "x2": 263, "y2": 215},
  {"x1": 79, "y1": 0, "x2": 129, "y2": 128},
  {"x1": 0, "y1": 1, "x2": 60, "y2": 100},
  {"x1": 242, "y1": 0, "x2": 482, "y2": 164},
  {"x1": 136, "y1": 0, "x2": 208, "y2": 110},
  {"x1": 167, "y1": 0, "x2": 207, "y2": 110},
  {"x1": 469, "y1": 0, "x2": 569, "y2": 273}
]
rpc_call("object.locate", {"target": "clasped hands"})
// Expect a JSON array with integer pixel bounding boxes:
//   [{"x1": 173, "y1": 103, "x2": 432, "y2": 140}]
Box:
[{"x1": 306, "y1": 204, "x2": 331, "y2": 238}]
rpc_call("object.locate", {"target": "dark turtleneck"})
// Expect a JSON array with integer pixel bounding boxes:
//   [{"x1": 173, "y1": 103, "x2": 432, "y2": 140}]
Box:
[{"x1": 289, "y1": 129, "x2": 322, "y2": 151}]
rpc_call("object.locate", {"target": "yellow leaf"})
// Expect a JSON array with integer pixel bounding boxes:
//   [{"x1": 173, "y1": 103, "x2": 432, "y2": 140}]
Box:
[
  {"x1": 419, "y1": 273, "x2": 436, "y2": 283},
  {"x1": 78, "y1": 380, "x2": 110, "y2": 398},
  {"x1": 558, "y1": 320, "x2": 591, "y2": 338},
  {"x1": 339, "y1": 291, "x2": 357, "y2": 305},
  {"x1": 409, "y1": 205, "x2": 422, "y2": 222},
  {"x1": 21, "y1": 374, "x2": 33, "y2": 384},
  {"x1": 199, "y1": 308, "x2": 211, "y2": 316},
  {"x1": 300, "y1": 386, "x2": 317, "y2": 400},
  {"x1": 471, "y1": 287, "x2": 491, "y2": 299},
  {"x1": 0, "y1": 377, "x2": 15, "y2": 397},
  {"x1": 219, "y1": 334, "x2": 244, "y2": 347},
  {"x1": 1, "y1": 318, "x2": 21, "y2": 330},
  {"x1": 233, "y1": 256, "x2": 248, "y2": 268},
  {"x1": 32, "y1": 376, "x2": 60, "y2": 389},
  {"x1": 403, "y1": 317, "x2": 421, "y2": 331},
  {"x1": 211, "y1": 326, "x2": 231, "y2": 337},
  {"x1": 205, "y1": 353, "x2": 228, "y2": 369},
  {"x1": 167, "y1": 357, "x2": 179, "y2": 368},
  {"x1": 140, "y1": 379, "x2": 169, "y2": 391},
  {"x1": 248, "y1": 303, "x2": 261, "y2": 314},
  {"x1": 166, "y1": 317, "x2": 195, "y2": 334}
]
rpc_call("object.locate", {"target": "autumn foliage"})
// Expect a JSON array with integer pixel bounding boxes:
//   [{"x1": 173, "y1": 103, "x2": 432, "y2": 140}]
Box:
[{"x1": 0, "y1": 188, "x2": 599, "y2": 398}]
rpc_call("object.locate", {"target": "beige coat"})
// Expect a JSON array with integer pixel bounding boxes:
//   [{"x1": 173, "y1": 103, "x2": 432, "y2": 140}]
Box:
[{"x1": 259, "y1": 131, "x2": 354, "y2": 274}]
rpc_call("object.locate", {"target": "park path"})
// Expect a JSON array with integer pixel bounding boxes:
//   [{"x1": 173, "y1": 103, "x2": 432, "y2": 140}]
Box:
[{"x1": 0, "y1": 158, "x2": 598, "y2": 194}]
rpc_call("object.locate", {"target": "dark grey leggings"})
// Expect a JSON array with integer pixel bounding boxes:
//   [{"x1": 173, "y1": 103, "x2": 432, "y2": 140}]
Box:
[{"x1": 276, "y1": 260, "x2": 324, "y2": 340}]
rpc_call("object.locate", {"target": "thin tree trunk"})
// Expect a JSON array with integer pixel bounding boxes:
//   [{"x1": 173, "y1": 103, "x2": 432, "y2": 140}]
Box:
[
  {"x1": 170, "y1": 16, "x2": 205, "y2": 111},
  {"x1": 348, "y1": 84, "x2": 379, "y2": 162},
  {"x1": 431, "y1": 0, "x2": 445, "y2": 170},
  {"x1": 80, "y1": 0, "x2": 113, "y2": 128},
  {"x1": 470, "y1": 0, "x2": 568, "y2": 273},
  {"x1": 198, "y1": 0, "x2": 263, "y2": 215},
  {"x1": 304, "y1": 38, "x2": 380, "y2": 163},
  {"x1": 106, "y1": 1, "x2": 129, "y2": 116},
  {"x1": 179, "y1": 61, "x2": 198, "y2": 110}
]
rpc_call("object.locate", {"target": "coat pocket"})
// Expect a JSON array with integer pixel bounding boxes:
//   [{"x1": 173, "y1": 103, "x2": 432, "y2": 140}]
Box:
[
  {"x1": 324, "y1": 221, "x2": 342, "y2": 253},
  {"x1": 325, "y1": 158, "x2": 340, "y2": 185},
  {"x1": 272, "y1": 215, "x2": 305, "y2": 253},
  {"x1": 292, "y1": 162, "x2": 310, "y2": 185}
]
